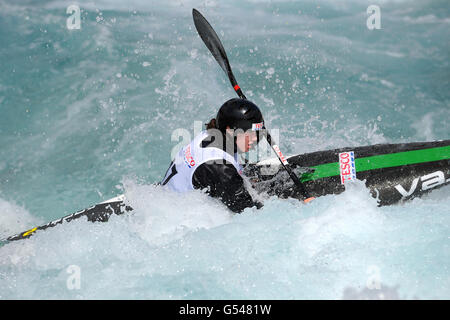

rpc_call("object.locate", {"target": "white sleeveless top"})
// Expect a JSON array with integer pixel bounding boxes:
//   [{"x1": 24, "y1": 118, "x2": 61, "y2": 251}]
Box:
[{"x1": 162, "y1": 131, "x2": 243, "y2": 192}]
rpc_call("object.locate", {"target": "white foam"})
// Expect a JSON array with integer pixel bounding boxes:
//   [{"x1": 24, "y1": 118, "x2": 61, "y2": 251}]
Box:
[
  {"x1": 0, "y1": 198, "x2": 43, "y2": 240},
  {"x1": 0, "y1": 179, "x2": 449, "y2": 299},
  {"x1": 121, "y1": 179, "x2": 233, "y2": 246}
]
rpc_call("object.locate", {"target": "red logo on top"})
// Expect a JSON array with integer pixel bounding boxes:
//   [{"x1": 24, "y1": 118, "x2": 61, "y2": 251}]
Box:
[
  {"x1": 339, "y1": 151, "x2": 356, "y2": 184},
  {"x1": 184, "y1": 145, "x2": 196, "y2": 168}
]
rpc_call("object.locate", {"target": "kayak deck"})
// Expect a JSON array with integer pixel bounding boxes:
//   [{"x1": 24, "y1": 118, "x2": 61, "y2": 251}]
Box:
[{"x1": 248, "y1": 140, "x2": 450, "y2": 205}]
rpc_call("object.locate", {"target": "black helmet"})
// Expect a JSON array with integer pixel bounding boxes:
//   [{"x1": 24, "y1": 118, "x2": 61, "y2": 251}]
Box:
[{"x1": 216, "y1": 98, "x2": 264, "y2": 133}]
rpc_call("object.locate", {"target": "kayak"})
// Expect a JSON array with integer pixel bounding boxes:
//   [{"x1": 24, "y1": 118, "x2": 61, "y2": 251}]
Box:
[
  {"x1": 249, "y1": 139, "x2": 450, "y2": 206},
  {"x1": 2, "y1": 139, "x2": 449, "y2": 243}
]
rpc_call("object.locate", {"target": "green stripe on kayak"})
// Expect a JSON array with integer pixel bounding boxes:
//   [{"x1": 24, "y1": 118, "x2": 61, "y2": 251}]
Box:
[{"x1": 300, "y1": 145, "x2": 450, "y2": 182}]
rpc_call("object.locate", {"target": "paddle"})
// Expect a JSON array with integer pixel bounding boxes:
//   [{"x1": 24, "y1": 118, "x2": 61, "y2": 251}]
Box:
[
  {"x1": 0, "y1": 198, "x2": 132, "y2": 243},
  {"x1": 192, "y1": 8, "x2": 314, "y2": 202}
]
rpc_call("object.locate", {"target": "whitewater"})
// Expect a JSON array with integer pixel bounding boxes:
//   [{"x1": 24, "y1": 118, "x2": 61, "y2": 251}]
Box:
[{"x1": 0, "y1": 0, "x2": 449, "y2": 299}]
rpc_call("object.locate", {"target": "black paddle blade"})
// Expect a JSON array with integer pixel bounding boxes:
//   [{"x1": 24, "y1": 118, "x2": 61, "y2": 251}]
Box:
[
  {"x1": 192, "y1": 8, "x2": 246, "y2": 99},
  {"x1": 192, "y1": 9, "x2": 230, "y2": 74}
]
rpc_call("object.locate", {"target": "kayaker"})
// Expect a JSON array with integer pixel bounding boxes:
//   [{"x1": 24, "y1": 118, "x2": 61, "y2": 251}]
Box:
[{"x1": 161, "y1": 98, "x2": 264, "y2": 213}]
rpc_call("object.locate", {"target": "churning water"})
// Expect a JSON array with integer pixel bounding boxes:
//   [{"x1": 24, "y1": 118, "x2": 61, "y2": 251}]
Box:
[{"x1": 0, "y1": 0, "x2": 449, "y2": 299}]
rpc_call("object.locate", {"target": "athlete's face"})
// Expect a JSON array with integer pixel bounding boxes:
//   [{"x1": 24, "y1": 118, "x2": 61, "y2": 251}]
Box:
[{"x1": 235, "y1": 130, "x2": 259, "y2": 153}]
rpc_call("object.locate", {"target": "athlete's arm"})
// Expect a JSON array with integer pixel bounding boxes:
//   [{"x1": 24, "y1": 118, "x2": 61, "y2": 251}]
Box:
[{"x1": 192, "y1": 161, "x2": 263, "y2": 213}]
